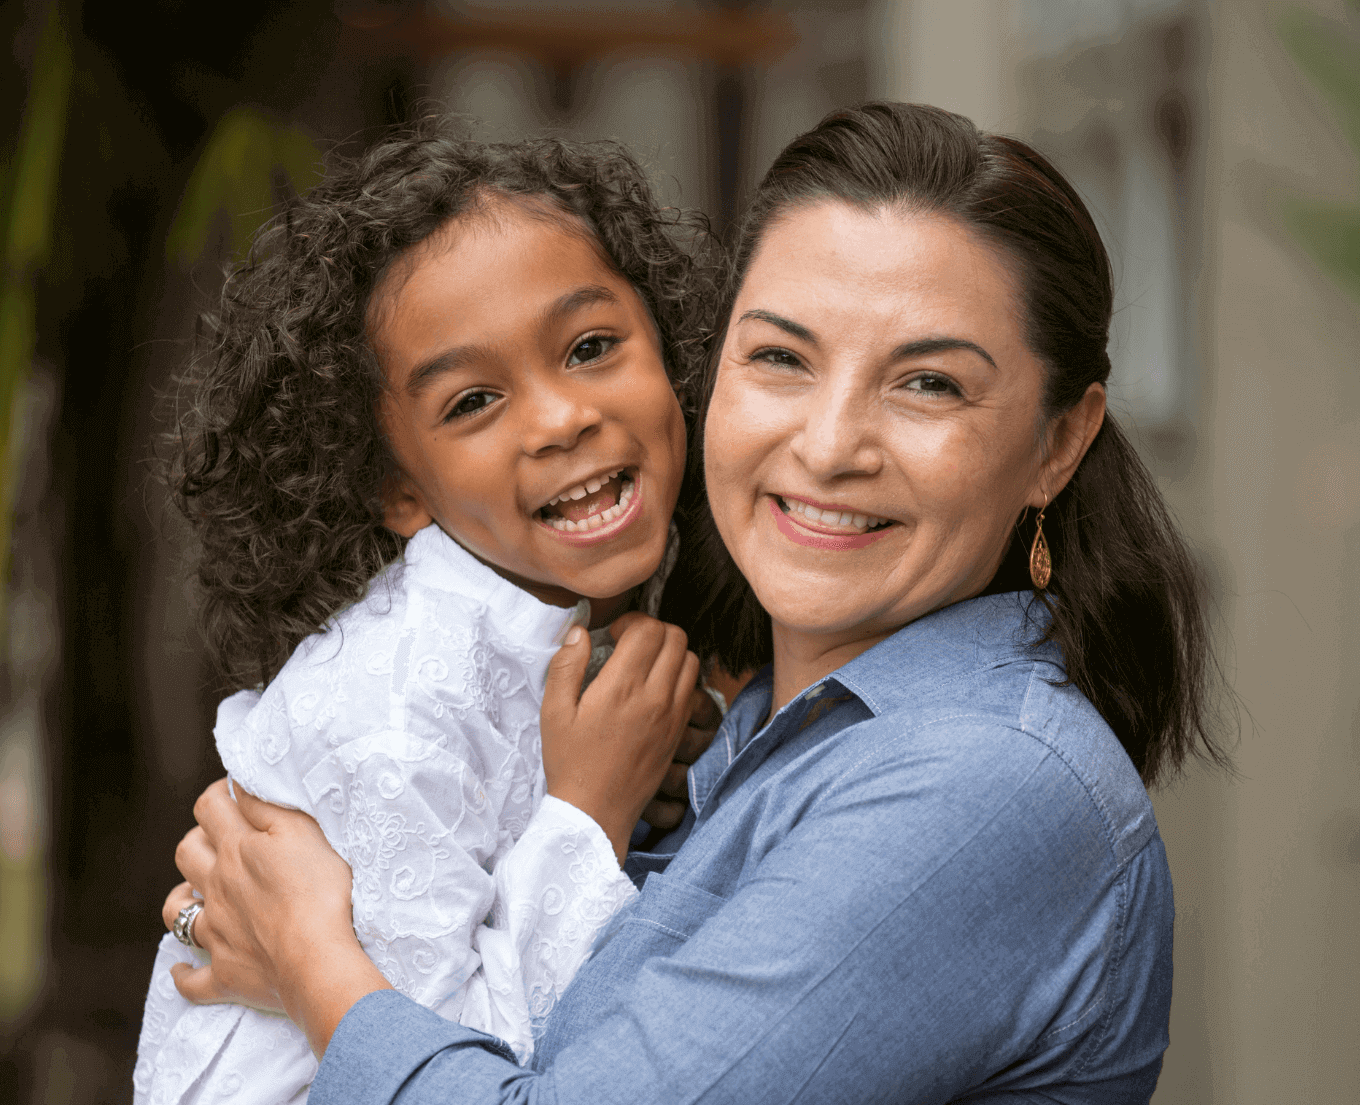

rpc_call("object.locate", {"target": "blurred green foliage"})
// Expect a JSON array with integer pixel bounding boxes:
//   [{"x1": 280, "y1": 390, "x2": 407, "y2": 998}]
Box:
[
  {"x1": 0, "y1": 0, "x2": 67, "y2": 1025},
  {"x1": 1278, "y1": 0, "x2": 1360, "y2": 300},
  {"x1": 167, "y1": 107, "x2": 323, "y2": 266},
  {"x1": 0, "y1": 1, "x2": 70, "y2": 599}
]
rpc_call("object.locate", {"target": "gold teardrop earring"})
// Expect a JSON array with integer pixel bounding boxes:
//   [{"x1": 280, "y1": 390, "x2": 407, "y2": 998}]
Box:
[{"x1": 1029, "y1": 498, "x2": 1052, "y2": 590}]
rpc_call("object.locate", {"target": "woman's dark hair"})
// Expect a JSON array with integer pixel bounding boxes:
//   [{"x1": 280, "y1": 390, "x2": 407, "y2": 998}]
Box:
[
  {"x1": 685, "y1": 102, "x2": 1228, "y2": 786},
  {"x1": 168, "y1": 118, "x2": 718, "y2": 691}
]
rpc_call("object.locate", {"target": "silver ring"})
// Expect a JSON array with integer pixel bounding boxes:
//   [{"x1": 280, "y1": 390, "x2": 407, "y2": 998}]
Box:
[{"x1": 173, "y1": 901, "x2": 204, "y2": 949}]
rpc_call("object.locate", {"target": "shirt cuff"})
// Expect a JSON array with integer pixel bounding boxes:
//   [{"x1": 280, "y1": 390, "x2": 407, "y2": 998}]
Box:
[
  {"x1": 532, "y1": 793, "x2": 625, "y2": 868},
  {"x1": 312, "y1": 989, "x2": 516, "y2": 1103}
]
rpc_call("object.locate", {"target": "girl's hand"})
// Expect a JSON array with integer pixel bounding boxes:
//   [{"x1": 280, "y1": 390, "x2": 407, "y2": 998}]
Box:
[
  {"x1": 164, "y1": 779, "x2": 390, "y2": 1057},
  {"x1": 641, "y1": 686, "x2": 723, "y2": 831},
  {"x1": 541, "y1": 614, "x2": 700, "y2": 863}
]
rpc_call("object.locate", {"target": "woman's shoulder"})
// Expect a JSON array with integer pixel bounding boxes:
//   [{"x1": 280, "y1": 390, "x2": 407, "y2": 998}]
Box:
[{"x1": 832, "y1": 593, "x2": 1157, "y2": 870}]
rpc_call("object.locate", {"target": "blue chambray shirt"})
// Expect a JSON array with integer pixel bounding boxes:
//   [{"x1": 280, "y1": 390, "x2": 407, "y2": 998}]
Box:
[{"x1": 313, "y1": 592, "x2": 1173, "y2": 1104}]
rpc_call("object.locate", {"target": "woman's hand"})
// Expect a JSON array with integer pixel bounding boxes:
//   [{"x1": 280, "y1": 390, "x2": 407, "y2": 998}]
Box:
[
  {"x1": 541, "y1": 614, "x2": 700, "y2": 862},
  {"x1": 164, "y1": 779, "x2": 390, "y2": 1057}
]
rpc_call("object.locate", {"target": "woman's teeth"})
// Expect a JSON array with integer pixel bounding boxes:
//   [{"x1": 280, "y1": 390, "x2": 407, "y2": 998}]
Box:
[
  {"x1": 781, "y1": 496, "x2": 889, "y2": 532},
  {"x1": 542, "y1": 473, "x2": 634, "y2": 532}
]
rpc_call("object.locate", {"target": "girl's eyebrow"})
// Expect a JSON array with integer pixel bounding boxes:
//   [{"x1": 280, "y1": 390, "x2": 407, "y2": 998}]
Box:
[
  {"x1": 738, "y1": 310, "x2": 996, "y2": 370},
  {"x1": 540, "y1": 283, "x2": 618, "y2": 330},
  {"x1": 405, "y1": 284, "x2": 621, "y2": 396}
]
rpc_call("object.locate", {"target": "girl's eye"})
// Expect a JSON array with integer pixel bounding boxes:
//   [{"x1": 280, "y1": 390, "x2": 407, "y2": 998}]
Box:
[
  {"x1": 568, "y1": 335, "x2": 616, "y2": 366},
  {"x1": 446, "y1": 390, "x2": 497, "y2": 421},
  {"x1": 904, "y1": 373, "x2": 961, "y2": 397}
]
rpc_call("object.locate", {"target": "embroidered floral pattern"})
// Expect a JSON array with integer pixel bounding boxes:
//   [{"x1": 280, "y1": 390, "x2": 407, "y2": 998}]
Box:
[{"x1": 134, "y1": 526, "x2": 639, "y2": 1104}]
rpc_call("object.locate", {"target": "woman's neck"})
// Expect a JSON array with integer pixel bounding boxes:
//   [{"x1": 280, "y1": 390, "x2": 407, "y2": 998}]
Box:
[{"x1": 768, "y1": 621, "x2": 897, "y2": 716}]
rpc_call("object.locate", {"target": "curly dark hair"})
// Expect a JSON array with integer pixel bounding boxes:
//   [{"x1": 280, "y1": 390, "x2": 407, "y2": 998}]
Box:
[{"x1": 168, "y1": 118, "x2": 720, "y2": 691}]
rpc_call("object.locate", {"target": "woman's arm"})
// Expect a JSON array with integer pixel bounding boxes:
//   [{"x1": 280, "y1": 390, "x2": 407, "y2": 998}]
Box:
[
  {"x1": 166, "y1": 780, "x2": 390, "y2": 1056},
  {"x1": 173, "y1": 720, "x2": 1171, "y2": 1105}
]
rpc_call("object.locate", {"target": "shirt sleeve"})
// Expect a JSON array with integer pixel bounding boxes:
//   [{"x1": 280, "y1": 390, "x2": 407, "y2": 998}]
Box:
[{"x1": 310, "y1": 737, "x2": 1171, "y2": 1105}]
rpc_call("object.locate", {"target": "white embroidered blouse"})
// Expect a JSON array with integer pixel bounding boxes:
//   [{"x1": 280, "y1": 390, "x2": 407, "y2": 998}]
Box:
[{"x1": 134, "y1": 524, "x2": 639, "y2": 1105}]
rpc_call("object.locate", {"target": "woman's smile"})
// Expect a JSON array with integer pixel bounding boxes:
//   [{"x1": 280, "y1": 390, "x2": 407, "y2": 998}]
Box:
[{"x1": 769, "y1": 495, "x2": 896, "y2": 550}]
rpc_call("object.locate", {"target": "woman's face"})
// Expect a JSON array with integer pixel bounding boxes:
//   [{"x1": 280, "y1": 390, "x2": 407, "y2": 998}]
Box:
[{"x1": 705, "y1": 201, "x2": 1066, "y2": 649}]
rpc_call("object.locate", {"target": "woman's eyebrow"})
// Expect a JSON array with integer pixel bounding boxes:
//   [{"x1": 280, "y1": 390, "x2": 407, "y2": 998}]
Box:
[
  {"x1": 896, "y1": 336, "x2": 997, "y2": 370},
  {"x1": 737, "y1": 309, "x2": 817, "y2": 345},
  {"x1": 405, "y1": 284, "x2": 620, "y2": 396}
]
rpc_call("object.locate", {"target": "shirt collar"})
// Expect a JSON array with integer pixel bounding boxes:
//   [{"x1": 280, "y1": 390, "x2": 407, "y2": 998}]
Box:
[
  {"x1": 833, "y1": 591, "x2": 1056, "y2": 715},
  {"x1": 401, "y1": 524, "x2": 577, "y2": 648},
  {"x1": 691, "y1": 591, "x2": 1056, "y2": 812}
]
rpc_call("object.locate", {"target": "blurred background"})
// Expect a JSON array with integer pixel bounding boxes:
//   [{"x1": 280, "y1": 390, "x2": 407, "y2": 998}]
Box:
[{"x1": 0, "y1": 0, "x2": 1355, "y2": 1100}]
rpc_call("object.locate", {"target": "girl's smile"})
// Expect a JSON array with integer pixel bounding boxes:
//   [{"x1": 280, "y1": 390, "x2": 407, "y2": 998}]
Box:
[{"x1": 371, "y1": 197, "x2": 686, "y2": 616}]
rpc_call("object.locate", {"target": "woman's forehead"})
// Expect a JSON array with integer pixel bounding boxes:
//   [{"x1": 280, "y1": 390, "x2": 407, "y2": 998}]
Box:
[{"x1": 734, "y1": 202, "x2": 1024, "y2": 344}]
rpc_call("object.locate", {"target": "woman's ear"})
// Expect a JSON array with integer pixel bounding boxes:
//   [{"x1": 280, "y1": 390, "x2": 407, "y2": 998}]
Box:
[
  {"x1": 381, "y1": 469, "x2": 434, "y2": 538},
  {"x1": 1036, "y1": 382, "x2": 1106, "y2": 505}
]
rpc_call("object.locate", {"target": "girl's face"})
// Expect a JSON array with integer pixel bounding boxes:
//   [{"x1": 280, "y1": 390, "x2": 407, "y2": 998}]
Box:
[
  {"x1": 372, "y1": 200, "x2": 686, "y2": 612},
  {"x1": 705, "y1": 201, "x2": 1100, "y2": 655}
]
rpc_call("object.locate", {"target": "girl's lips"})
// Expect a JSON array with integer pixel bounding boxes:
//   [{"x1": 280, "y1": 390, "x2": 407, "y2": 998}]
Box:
[
  {"x1": 537, "y1": 474, "x2": 645, "y2": 546},
  {"x1": 768, "y1": 497, "x2": 895, "y2": 551}
]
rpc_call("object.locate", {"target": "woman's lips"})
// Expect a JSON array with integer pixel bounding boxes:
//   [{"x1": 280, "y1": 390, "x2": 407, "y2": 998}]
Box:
[{"x1": 768, "y1": 497, "x2": 895, "y2": 551}]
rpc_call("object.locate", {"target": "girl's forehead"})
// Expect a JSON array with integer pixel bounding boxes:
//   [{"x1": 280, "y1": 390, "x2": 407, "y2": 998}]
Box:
[{"x1": 368, "y1": 196, "x2": 626, "y2": 335}]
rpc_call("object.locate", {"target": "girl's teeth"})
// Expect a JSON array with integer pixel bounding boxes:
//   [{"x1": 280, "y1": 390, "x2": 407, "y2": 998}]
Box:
[
  {"x1": 541, "y1": 473, "x2": 635, "y2": 532},
  {"x1": 585, "y1": 477, "x2": 603, "y2": 494}
]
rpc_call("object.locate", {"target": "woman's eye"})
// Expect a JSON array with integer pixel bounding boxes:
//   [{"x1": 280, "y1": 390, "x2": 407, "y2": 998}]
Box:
[
  {"x1": 568, "y1": 336, "x2": 616, "y2": 366},
  {"x1": 752, "y1": 347, "x2": 802, "y2": 369},
  {"x1": 447, "y1": 391, "x2": 497, "y2": 420},
  {"x1": 905, "y1": 373, "x2": 960, "y2": 397}
]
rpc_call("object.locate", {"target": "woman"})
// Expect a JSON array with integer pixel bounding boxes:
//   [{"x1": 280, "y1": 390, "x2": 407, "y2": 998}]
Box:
[{"x1": 165, "y1": 103, "x2": 1225, "y2": 1102}]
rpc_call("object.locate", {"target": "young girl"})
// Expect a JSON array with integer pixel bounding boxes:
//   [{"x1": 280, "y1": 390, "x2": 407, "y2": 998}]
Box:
[{"x1": 134, "y1": 122, "x2": 719, "y2": 1104}]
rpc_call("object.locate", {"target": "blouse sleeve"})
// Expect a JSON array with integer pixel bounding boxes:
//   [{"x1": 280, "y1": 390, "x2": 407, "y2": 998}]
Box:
[
  {"x1": 460, "y1": 796, "x2": 637, "y2": 1058},
  {"x1": 220, "y1": 690, "x2": 635, "y2": 1064}
]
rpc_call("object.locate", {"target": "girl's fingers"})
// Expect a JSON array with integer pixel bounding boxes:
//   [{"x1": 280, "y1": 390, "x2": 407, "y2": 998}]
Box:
[
  {"x1": 641, "y1": 623, "x2": 690, "y2": 699},
  {"x1": 687, "y1": 686, "x2": 724, "y2": 734},
  {"x1": 542, "y1": 626, "x2": 591, "y2": 726},
  {"x1": 642, "y1": 796, "x2": 686, "y2": 830},
  {"x1": 659, "y1": 760, "x2": 689, "y2": 798},
  {"x1": 672, "y1": 653, "x2": 702, "y2": 724}
]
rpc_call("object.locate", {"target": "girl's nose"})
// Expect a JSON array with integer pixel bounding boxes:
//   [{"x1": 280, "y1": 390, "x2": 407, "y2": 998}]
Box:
[
  {"x1": 519, "y1": 376, "x2": 602, "y2": 455},
  {"x1": 788, "y1": 377, "x2": 883, "y2": 480}
]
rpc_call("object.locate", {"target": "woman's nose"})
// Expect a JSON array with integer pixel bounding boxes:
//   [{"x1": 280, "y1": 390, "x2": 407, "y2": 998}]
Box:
[
  {"x1": 788, "y1": 380, "x2": 883, "y2": 480},
  {"x1": 519, "y1": 377, "x2": 602, "y2": 455}
]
